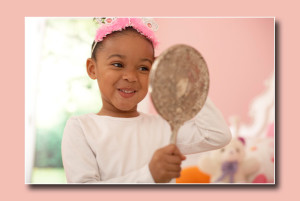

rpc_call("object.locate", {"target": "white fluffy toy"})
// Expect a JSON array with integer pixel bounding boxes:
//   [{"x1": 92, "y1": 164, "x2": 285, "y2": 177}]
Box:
[{"x1": 198, "y1": 137, "x2": 260, "y2": 183}]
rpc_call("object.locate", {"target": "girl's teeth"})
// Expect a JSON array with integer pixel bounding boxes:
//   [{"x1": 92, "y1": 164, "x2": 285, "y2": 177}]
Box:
[{"x1": 120, "y1": 89, "x2": 135, "y2": 93}]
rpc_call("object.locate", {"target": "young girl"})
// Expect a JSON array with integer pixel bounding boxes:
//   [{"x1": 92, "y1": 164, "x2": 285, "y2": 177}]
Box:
[{"x1": 61, "y1": 17, "x2": 231, "y2": 183}]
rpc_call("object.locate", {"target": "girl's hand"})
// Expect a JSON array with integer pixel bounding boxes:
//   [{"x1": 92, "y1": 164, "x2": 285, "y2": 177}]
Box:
[{"x1": 149, "y1": 144, "x2": 186, "y2": 183}]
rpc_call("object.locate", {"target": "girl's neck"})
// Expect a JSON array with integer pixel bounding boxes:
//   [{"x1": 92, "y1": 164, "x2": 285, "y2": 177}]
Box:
[{"x1": 97, "y1": 108, "x2": 139, "y2": 118}]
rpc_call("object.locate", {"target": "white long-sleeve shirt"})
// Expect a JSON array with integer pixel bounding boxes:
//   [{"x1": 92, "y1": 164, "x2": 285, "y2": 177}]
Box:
[{"x1": 61, "y1": 97, "x2": 231, "y2": 183}]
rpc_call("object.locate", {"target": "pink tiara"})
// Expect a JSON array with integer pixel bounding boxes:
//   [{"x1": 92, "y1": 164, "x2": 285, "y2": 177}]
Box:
[{"x1": 92, "y1": 17, "x2": 159, "y2": 55}]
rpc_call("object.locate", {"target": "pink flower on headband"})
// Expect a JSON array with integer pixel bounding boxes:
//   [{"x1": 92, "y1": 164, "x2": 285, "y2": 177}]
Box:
[
  {"x1": 105, "y1": 18, "x2": 113, "y2": 24},
  {"x1": 93, "y1": 17, "x2": 159, "y2": 48}
]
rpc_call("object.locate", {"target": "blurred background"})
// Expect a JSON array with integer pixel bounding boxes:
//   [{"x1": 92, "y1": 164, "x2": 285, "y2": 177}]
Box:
[
  {"x1": 25, "y1": 18, "x2": 101, "y2": 183},
  {"x1": 25, "y1": 17, "x2": 274, "y2": 184}
]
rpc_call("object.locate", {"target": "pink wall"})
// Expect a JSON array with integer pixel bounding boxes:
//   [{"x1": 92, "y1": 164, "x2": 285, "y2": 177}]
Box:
[{"x1": 150, "y1": 18, "x2": 274, "y2": 124}]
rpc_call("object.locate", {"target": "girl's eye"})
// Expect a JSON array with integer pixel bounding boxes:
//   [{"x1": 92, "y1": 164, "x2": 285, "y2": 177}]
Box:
[
  {"x1": 139, "y1": 66, "x2": 149, "y2": 71},
  {"x1": 112, "y1": 63, "x2": 123, "y2": 68}
]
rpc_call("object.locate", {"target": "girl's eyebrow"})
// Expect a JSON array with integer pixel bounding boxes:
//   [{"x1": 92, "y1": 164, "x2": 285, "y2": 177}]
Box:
[
  {"x1": 107, "y1": 54, "x2": 125, "y2": 60},
  {"x1": 108, "y1": 54, "x2": 153, "y2": 64},
  {"x1": 141, "y1": 58, "x2": 153, "y2": 64}
]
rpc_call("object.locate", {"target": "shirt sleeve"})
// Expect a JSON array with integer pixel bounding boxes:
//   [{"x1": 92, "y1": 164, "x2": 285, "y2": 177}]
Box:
[
  {"x1": 61, "y1": 117, "x2": 155, "y2": 184},
  {"x1": 176, "y1": 97, "x2": 232, "y2": 155}
]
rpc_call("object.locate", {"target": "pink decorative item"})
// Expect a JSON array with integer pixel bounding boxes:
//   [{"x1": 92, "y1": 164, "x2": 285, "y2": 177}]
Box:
[
  {"x1": 252, "y1": 174, "x2": 268, "y2": 183},
  {"x1": 92, "y1": 17, "x2": 159, "y2": 54},
  {"x1": 238, "y1": 137, "x2": 245, "y2": 145}
]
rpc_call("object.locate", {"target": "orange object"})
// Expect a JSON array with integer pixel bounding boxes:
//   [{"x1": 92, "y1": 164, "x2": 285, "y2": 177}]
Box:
[{"x1": 176, "y1": 166, "x2": 210, "y2": 183}]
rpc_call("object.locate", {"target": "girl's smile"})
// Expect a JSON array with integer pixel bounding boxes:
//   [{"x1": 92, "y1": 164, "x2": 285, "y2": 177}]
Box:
[{"x1": 118, "y1": 88, "x2": 137, "y2": 98}]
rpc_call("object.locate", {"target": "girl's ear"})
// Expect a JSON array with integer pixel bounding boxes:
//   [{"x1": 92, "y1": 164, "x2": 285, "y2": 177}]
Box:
[{"x1": 86, "y1": 58, "x2": 97, "y2": 80}]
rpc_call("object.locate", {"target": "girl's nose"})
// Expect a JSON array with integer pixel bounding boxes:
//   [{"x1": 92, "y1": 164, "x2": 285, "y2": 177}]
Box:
[{"x1": 122, "y1": 69, "x2": 138, "y2": 82}]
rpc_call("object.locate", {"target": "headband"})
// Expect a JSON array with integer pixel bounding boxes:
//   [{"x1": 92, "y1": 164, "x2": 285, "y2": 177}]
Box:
[{"x1": 92, "y1": 17, "x2": 159, "y2": 55}]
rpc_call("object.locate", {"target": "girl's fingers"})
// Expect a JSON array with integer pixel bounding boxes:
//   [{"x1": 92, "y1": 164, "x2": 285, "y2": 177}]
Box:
[
  {"x1": 166, "y1": 164, "x2": 182, "y2": 172},
  {"x1": 165, "y1": 155, "x2": 182, "y2": 165},
  {"x1": 166, "y1": 170, "x2": 181, "y2": 179},
  {"x1": 166, "y1": 144, "x2": 186, "y2": 161},
  {"x1": 164, "y1": 144, "x2": 178, "y2": 154}
]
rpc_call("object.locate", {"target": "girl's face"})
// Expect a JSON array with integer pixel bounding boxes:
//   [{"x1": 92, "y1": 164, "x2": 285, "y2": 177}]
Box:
[{"x1": 87, "y1": 31, "x2": 154, "y2": 117}]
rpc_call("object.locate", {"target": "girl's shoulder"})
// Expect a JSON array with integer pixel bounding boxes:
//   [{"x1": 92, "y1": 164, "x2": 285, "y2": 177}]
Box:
[{"x1": 65, "y1": 113, "x2": 95, "y2": 125}]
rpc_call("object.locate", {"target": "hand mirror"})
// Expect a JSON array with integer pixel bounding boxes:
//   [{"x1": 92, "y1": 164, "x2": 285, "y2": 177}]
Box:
[{"x1": 150, "y1": 44, "x2": 209, "y2": 144}]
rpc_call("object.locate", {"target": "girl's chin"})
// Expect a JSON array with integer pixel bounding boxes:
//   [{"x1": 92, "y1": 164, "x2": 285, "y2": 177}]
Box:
[{"x1": 114, "y1": 100, "x2": 140, "y2": 111}]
